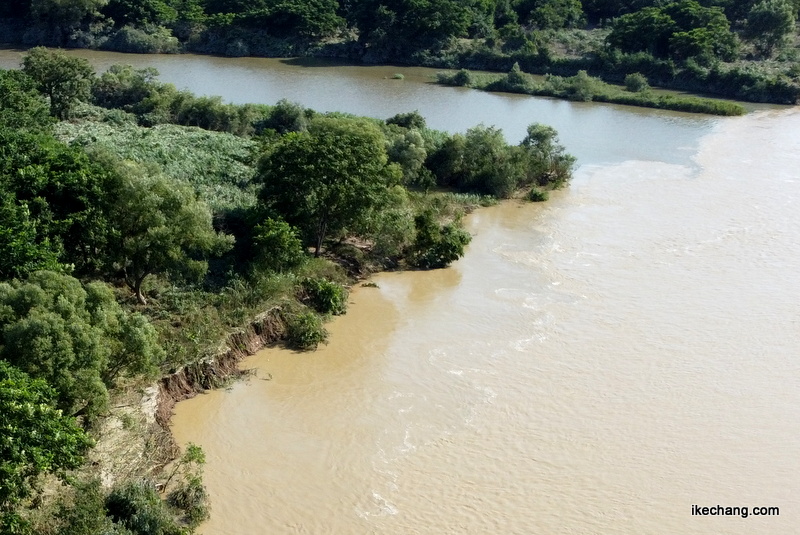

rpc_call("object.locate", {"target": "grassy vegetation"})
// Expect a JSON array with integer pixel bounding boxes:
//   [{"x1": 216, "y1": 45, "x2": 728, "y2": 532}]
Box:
[{"x1": 438, "y1": 64, "x2": 747, "y2": 115}]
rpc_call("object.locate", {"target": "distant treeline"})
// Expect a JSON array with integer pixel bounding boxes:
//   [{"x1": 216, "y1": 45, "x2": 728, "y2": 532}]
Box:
[
  {"x1": 0, "y1": 0, "x2": 798, "y2": 104},
  {"x1": 0, "y1": 48, "x2": 574, "y2": 534}
]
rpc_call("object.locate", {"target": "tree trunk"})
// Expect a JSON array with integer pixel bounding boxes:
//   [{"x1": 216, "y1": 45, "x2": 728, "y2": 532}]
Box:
[
  {"x1": 314, "y1": 218, "x2": 327, "y2": 258},
  {"x1": 135, "y1": 286, "x2": 147, "y2": 306},
  {"x1": 133, "y1": 274, "x2": 148, "y2": 305}
]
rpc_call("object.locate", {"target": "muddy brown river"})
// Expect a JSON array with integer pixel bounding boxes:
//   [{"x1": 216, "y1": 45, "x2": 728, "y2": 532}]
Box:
[
  {"x1": 170, "y1": 108, "x2": 799, "y2": 534},
  {"x1": 3, "y1": 48, "x2": 796, "y2": 533}
]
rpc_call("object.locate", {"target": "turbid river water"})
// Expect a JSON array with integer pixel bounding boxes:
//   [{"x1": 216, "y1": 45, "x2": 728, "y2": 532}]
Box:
[{"x1": 3, "y1": 49, "x2": 797, "y2": 533}]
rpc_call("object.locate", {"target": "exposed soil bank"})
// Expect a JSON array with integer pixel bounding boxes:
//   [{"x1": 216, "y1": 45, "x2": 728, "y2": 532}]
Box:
[{"x1": 153, "y1": 308, "x2": 286, "y2": 442}]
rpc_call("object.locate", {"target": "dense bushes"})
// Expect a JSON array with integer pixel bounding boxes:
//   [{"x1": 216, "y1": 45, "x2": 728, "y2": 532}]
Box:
[
  {"x1": 105, "y1": 480, "x2": 184, "y2": 535},
  {"x1": 0, "y1": 272, "x2": 164, "y2": 421},
  {"x1": 300, "y1": 278, "x2": 348, "y2": 315},
  {"x1": 285, "y1": 309, "x2": 328, "y2": 349}
]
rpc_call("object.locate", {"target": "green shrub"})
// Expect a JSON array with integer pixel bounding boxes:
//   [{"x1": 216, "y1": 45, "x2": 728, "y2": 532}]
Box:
[
  {"x1": 56, "y1": 479, "x2": 118, "y2": 535},
  {"x1": 105, "y1": 480, "x2": 183, "y2": 535},
  {"x1": 168, "y1": 475, "x2": 209, "y2": 529},
  {"x1": 410, "y1": 211, "x2": 472, "y2": 269},
  {"x1": 285, "y1": 310, "x2": 328, "y2": 350},
  {"x1": 252, "y1": 218, "x2": 306, "y2": 273},
  {"x1": 527, "y1": 188, "x2": 550, "y2": 202},
  {"x1": 300, "y1": 278, "x2": 348, "y2": 315},
  {"x1": 386, "y1": 111, "x2": 426, "y2": 130},
  {"x1": 437, "y1": 69, "x2": 473, "y2": 86},
  {"x1": 106, "y1": 26, "x2": 181, "y2": 54},
  {"x1": 624, "y1": 72, "x2": 650, "y2": 92}
]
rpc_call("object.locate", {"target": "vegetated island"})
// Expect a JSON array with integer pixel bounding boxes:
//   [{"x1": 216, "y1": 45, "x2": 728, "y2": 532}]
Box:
[
  {"x1": 1, "y1": 0, "x2": 799, "y2": 113},
  {"x1": 0, "y1": 48, "x2": 575, "y2": 534}
]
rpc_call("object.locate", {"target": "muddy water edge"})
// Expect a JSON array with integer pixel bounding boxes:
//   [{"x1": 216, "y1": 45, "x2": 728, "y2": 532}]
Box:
[{"x1": 173, "y1": 108, "x2": 800, "y2": 534}]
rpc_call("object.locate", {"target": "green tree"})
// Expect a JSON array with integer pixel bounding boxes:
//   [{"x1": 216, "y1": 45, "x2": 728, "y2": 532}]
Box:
[
  {"x1": 348, "y1": 0, "x2": 472, "y2": 53},
  {"x1": 744, "y1": 0, "x2": 797, "y2": 57},
  {"x1": 102, "y1": 0, "x2": 177, "y2": 26},
  {"x1": 409, "y1": 210, "x2": 471, "y2": 269},
  {"x1": 607, "y1": 1, "x2": 738, "y2": 60},
  {"x1": 528, "y1": 0, "x2": 585, "y2": 28},
  {"x1": 0, "y1": 128, "x2": 120, "y2": 277},
  {"x1": 386, "y1": 110, "x2": 426, "y2": 129},
  {"x1": 22, "y1": 47, "x2": 95, "y2": 120},
  {"x1": 0, "y1": 69, "x2": 51, "y2": 131},
  {"x1": 0, "y1": 361, "x2": 92, "y2": 514},
  {"x1": 106, "y1": 164, "x2": 234, "y2": 304},
  {"x1": 0, "y1": 271, "x2": 164, "y2": 421},
  {"x1": 385, "y1": 125, "x2": 430, "y2": 187},
  {"x1": 251, "y1": 217, "x2": 306, "y2": 273},
  {"x1": 520, "y1": 123, "x2": 575, "y2": 188},
  {"x1": 662, "y1": 0, "x2": 738, "y2": 60},
  {"x1": 30, "y1": 0, "x2": 107, "y2": 22},
  {"x1": 607, "y1": 7, "x2": 676, "y2": 56},
  {"x1": 0, "y1": 193, "x2": 64, "y2": 280},
  {"x1": 432, "y1": 125, "x2": 528, "y2": 198},
  {"x1": 91, "y1": 64, "x2": 161, "y2": 111},
  {"x1": 238, "y1": 0, "x2": 344, "y2": 37},
  {"x1": 258, "y1": 117, "x2": 401, "y2": 256}
]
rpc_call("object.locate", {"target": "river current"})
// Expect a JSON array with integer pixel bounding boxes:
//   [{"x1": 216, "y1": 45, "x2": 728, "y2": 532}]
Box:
[{"x1": 2, "y1": 49, "x2": 797, "y2": 534}]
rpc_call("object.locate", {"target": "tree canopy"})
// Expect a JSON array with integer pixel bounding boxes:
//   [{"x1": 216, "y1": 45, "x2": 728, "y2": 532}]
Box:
[
  {"x1": 105, "y1": 162, "x2": 234, "y2": 304},
  {"x1": 607, "y1": 0, "x2": 739, "y2": 61},
  {"x1": 257, "y1": 117, "x2": 402, "y2": 256},
  {"x1": 0, "y1": 271, "x2": 164, "y2": 421},
  {"x1": 743, "y1": 0, "x2": 797, "y2": 57},
  {"x1": 0, "y1": 361, "x2": 92, "y2": 512},
  {"x1": 22, "y1": 47, "x2": 95, "y2": 120}
]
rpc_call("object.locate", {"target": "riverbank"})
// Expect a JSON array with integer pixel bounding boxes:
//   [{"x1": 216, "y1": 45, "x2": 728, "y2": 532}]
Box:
[
  {"x1": 2, "y1": 18, "x2": 797, "y2": 112},
  {"x1": 437, "y1": 66, "x2": 747, "y2": 116}
]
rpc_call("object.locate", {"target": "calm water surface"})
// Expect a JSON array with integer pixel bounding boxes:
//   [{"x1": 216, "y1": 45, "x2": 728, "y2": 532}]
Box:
[
  {"x1": 0, "y1": 48, "x2": 716, "y2": 164},
  {"x1": 3, "y1": 48, "x2": 796, "y2": 534}
]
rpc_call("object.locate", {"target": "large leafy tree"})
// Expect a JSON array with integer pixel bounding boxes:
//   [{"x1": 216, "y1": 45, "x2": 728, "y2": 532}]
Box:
[
  {"x1": 22, "y1": 47, "x2": 95, "y2": 120},
  {"x1": 0, "y1": 271, "x2": 165, "y2": 421},
  {"x1": 0, "y1": 69, "x2": 51, "y2": 131},
  {"x1": 102, "y1": 0, "x2": 177, "y2": 26},
  {"x1": 348, "y1": 0, "x2": 472, "y2": 51},
  {"x1": 743, "y1": 0, "x2": 797, "y2": 57},
  {"x1": 237, "y1": 0, "x2": 344, "y2": 37},
  {"x1": 607, "y1": 0, "x2": 739, "y2": 61},
  {"x1": 258, "y1": 116, "x2": 401, "y2": 256},
  {"x1": 520, "y1": 123, "x2": 575, "y2": 188},
  {"x1": 0, "y1": 193, "x2": 63, "y2": 280},
  {"x1": 0, "y1": 128, "x2": 119, "y2": 278},
  {"x1": 0, "y1": 361, "x2": 92, "y2": 518},
  {"x1": 30, "y1": 0, "x2": 108, "y2": 31},
  {"x1": 105, "y1": 164, "x2": 234, "y2": 304}
]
